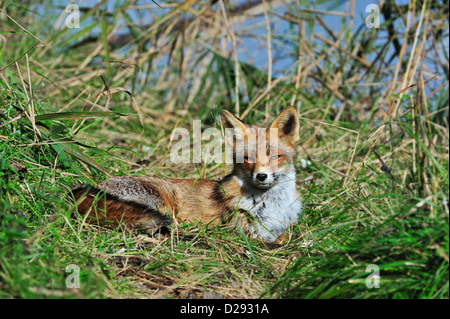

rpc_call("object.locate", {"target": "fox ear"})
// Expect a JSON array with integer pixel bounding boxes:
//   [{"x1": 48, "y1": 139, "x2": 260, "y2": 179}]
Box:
[
  {"x1": 220, "y1": 110, "x2": 248, "y2": 132},
  {"x1": 270, "y1": 106, "x2": 300, "y2": 145},
  {"x1": 220, "y1": 110, "x2": 249, "y2": 149}
]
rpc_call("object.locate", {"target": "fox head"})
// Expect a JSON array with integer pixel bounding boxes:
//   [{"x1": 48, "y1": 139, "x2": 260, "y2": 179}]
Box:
[{"x1": 221, "y1": 107, "x2": 299, "y2": 189}]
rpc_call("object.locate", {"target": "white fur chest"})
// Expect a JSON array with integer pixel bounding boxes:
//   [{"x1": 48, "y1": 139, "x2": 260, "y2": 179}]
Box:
[{"x1": 235, "y1": 174, "x2": 302, "y2": 242}]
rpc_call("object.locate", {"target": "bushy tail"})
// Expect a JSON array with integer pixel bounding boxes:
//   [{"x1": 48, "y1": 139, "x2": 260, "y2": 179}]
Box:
[{"x1": 70, "y1": 186, "x2": 172, "y2": 234}]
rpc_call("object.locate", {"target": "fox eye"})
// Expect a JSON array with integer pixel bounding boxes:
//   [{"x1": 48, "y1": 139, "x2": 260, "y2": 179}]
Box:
[{"x1": 270, "y1": 154, "x2": 282, "y2": 161}]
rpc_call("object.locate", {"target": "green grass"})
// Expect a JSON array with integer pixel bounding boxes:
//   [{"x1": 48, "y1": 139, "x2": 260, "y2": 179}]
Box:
[{"x1": 0, "y1": 1, "x2": 448, "y2": 299}]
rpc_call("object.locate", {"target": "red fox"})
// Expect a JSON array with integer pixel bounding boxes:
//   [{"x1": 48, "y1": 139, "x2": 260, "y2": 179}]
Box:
[{"x1": 71, "y1": 106, "x2": 302, "y2": 243}]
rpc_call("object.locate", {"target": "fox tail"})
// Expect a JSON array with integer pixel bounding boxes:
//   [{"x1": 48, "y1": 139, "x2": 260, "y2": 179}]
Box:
[{"x1": 70, "y1": 186, "x2": 172, "y2": 234}]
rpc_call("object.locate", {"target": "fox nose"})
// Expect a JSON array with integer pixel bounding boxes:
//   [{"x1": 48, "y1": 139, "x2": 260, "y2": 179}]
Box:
[{"x1": 256, "y1": 173, "x2": 268, "y2": 182}]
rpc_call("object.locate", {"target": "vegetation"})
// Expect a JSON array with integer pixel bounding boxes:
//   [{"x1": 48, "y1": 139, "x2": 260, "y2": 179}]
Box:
[{"x1": 0, "y1": 0, "x2": 448, "y2": 299}]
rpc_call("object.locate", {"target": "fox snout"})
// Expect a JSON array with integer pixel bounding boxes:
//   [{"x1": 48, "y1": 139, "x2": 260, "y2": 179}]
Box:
[
  {"x1": 251, "y1": 163, "x2": 276, "y2": 188},
  {"x1": 256, "y1": 173, "x2": 268, "y2": 181},
  {"x1": 253, "y1": 173, "x2": 274, "y2": 188}
]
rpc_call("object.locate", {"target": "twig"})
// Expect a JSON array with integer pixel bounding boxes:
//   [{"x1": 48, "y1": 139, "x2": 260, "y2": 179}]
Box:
[
  {"x1": 219, "y1": 0, "x2": 240, "y2": 116},
  {"x1": 262, "y1": 0, "x2": 272, "y2": 119}
]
